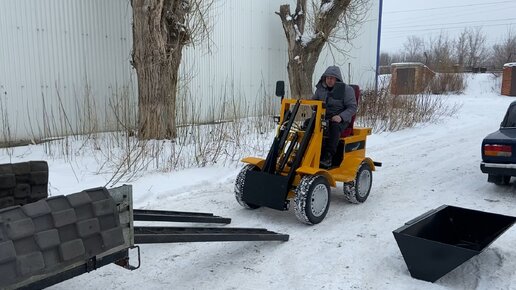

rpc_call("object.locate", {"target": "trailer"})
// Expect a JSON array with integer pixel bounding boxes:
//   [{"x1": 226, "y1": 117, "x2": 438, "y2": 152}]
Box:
[{"x1": 0, "y1": 162, "x2": 288, "y2": 289}]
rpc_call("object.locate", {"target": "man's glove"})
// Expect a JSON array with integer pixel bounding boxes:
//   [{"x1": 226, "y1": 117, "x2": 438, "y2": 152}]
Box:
[{"x1": 331, "y1": 115, "x2": 342, "y2": 123}]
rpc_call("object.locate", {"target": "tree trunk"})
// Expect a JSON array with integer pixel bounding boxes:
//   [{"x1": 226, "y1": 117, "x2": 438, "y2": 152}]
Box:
[
  {"x1": 132, "y1": 0, "x2": 190, "y2": 139},
  {"x1": 277, "y1": 1, "x2": 352, "y2": 99},
  {"x1": 287, "y1": 54, "x2": 318, "y2": 99}
]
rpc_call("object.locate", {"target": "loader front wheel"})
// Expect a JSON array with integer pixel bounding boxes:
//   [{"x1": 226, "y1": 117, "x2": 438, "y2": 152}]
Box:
[
  {"x1": 294, "y1": 175, "x2": 330, "y2": 225},
  {"x1": 235, "y1": 164, "x2": 261, "y2": 209},
  {"x1": 343, "y1": 162, "x2": 372, "y2": 204}
]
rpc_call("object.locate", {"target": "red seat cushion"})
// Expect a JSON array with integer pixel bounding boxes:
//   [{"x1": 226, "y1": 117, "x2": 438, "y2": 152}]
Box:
[{"x1": 341, "y1": 84, "x2": 360, "y2": 138}]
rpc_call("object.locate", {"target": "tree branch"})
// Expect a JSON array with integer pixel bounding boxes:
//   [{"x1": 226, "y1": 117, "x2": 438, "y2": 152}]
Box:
[
  {"x1": 277, "y1": 5, "x2": 297, "y2": 48},
  {"x1": 294, "y1": 0, "x2": 307, "y2": 35}
]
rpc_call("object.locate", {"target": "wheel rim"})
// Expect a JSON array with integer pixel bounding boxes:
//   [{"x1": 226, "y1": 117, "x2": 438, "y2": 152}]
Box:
[
  {"x1": 311, "y1": 183, "x2": 329, "y2": 217},
  {"x1": 357, "y1": 169, "x2": 371, "y2": 198}
]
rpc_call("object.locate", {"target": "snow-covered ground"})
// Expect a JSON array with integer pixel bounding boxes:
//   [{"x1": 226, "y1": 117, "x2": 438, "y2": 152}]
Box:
[{"x1": 2, "y1": 74, "x2": 515, "y2": 289}]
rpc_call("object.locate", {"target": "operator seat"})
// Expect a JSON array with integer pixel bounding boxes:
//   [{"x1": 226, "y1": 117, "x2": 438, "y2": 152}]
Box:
[{"x1": 340, "y1": 84, "x2": 360, "y2": 138}]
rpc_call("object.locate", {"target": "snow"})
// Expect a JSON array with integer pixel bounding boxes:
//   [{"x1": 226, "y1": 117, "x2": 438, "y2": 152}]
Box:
[
  {"x1": 2, "y1": 74, "x2": 515, "y2": 289},
  {"x1": 300, "y1": 34, "x2": 316, "y2": 47},
  {"x1": 391, "y1": 62, "x2": 427, "y2": 67},
  {"x1": 321, "y1": 1, "x2": 334, "y2": 13},
  {"x1": 504, "y1": 63, "x2": 516, "y2": 68}
]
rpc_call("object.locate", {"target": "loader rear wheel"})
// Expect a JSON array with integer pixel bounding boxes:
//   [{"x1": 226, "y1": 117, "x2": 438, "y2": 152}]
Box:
[
  {"x1": 234, "y1": 164, "x2": 261, "y2": 209},
  {"x1": 294, "y1": 175, "x2": 330, "y2": 225},
  {"x1": 343, "y1": 162, "x2": 372, "y2": 204}
]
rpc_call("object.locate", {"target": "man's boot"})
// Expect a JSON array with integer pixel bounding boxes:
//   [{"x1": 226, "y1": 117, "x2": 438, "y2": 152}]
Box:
[{"x1": 320, "y1": 152, "x2": 333, "y2": 169}]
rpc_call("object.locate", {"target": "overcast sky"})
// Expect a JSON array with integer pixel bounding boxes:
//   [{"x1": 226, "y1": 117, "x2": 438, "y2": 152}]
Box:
[{"x1": 380, "y1": 0, "x2": 516, "y2": 53}]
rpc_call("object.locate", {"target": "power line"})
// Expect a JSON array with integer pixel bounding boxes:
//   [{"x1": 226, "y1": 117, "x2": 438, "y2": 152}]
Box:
[
  {"x1": 384, "y1": 1, "x2": 514, "y2": 14},
  {"x1": 382, "y1": 22, "x2": 516, "y2": 35},
  {"x1": 383, "y1": 5, "x2": 516, "y2": 26},
  {"x1": 385, "y1": 6, "x2": 515, "y2": 22},
  {"x1": 383, "y1": 18, "x2": 516, "y2": 31},
  {"x1": 383, "y1": 5, "x2": 516, "y2": 30}
]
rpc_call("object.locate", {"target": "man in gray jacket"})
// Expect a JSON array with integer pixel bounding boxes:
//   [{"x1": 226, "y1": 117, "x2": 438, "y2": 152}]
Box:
[{"x1": 312, "y1": 66, "x2": 357, "y2": 168}]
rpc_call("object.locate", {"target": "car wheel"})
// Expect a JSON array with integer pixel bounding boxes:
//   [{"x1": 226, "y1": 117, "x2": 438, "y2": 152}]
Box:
[
  {"x1": 294, "y1": 175, "x2": 331, "y2": 225},
  {"x1": 234, "y1": 164, "x2": 261, "y2": 209},
  {"x1": 343, "y1": 162, "x2": 372, "y2": 204},
  {"x1": 488, "y1": 174, "x2": 511, "y2": 186}
]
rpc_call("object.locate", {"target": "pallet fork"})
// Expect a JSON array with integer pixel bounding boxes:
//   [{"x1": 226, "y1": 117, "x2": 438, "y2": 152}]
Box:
[{"x1": 6, "y1": 185, "x2": 287, "y2": 290}]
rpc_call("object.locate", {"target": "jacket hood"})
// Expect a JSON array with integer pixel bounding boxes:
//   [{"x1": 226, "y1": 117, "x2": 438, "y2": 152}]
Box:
[{"x1": 316, "y1": 66, "x2": 344, "y2": 88}]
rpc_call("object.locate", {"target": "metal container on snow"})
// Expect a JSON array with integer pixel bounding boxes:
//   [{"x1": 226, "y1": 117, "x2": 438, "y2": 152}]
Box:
[{"x1": 393, "y1": 205, "x2": 515, "y2": 282}]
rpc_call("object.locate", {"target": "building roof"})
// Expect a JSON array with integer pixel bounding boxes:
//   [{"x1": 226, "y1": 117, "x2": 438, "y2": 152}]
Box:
[{"x1": 391, "y1": 62, "x2": 427, "y2": 68}]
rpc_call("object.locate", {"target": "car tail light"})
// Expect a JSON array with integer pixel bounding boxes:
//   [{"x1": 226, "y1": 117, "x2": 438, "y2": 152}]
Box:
[{"x1": 484, "y1": 144, "x2": 512, "y2": 157}]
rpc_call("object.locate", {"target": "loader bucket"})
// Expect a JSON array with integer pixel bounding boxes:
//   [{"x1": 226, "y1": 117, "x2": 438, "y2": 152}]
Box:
[{"x1": 393, "y1": 205, "x2": 515, "y2": 283}]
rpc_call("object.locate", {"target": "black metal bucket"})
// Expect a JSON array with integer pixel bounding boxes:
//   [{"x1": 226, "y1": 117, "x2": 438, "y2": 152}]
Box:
[
  {"x1": 393, "y1": 205, "x2": 516, "y2": 282},
  {"x1": 242, "y1": 171, "x2": 290, "y2": 211}
]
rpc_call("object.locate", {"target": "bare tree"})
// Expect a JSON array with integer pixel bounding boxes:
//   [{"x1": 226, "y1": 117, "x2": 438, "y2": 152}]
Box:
[
  {"x1": 402, "y1": 35, "x2": 425, "y2": 63},
  {"x1": 454, "y1": 29, "x2": 468, "y2": 67},
  {"x1": 379, "y1": 52, "x2": 391, "y2": 66},
  {"x1": 466, "y1": 27, "x2": 487, "y2": 68},
  {"x1": 132, "y1": 0, "x2": 212, "y2": 139},
  {"x1": 427, "y1": 32, "x2": 453, "y2": 71},
  {"x1": 276, "y1": 0, "x2": 370, "y2": 99},
  {"x1": 390, "y1": 51, "x2": 405, "y2": 64},
  {"x1": 379, "y1": 51, "x2": 405, "y2": 66},
  {"x1": 492, "y1": 30, "x2": 516, "y2": 68}
]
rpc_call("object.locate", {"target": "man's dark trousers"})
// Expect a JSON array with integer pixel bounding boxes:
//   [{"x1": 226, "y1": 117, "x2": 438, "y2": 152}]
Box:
[{"x1": 323, "y1": 120, "x2": 349, "y2": 158}]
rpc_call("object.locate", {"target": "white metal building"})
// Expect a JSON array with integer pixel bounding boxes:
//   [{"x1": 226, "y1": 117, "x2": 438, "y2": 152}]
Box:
[{"x1": 0, "y1": 0, "x2": 382, "y2": 142}]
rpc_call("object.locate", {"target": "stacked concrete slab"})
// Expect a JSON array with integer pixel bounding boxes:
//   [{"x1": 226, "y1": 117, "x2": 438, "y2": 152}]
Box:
[
  {"x1": 0, "y1": 161, "x2": 49, "y2": 209},
  {"x1": 0, "y1": 187, "x2": 125, "y2": 288}
]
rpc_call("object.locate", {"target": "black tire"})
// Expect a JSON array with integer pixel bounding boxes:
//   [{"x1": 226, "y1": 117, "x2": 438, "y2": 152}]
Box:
[
  {"x1": 343, "y1": 162, "x2": 372, "y2": 204},
  {"x1": 488, "y1": 174, "x2": 511, "y2": 186},
  {"x1": 234, "y1": 164, "x2": 261, "y2": 209},
  {"x1": 294, "y1": 175, "x2": 330, "y2": 225}
]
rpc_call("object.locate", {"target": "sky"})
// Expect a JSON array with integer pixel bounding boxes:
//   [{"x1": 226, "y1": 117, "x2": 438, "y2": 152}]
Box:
[{"x1": 381, "y1": 0, "x2": 516, "y2": 53}]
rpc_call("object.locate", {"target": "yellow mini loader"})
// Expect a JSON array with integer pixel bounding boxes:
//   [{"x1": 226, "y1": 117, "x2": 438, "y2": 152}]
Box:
[{"x1": 235, "y1": 81, "x2": 381, "y2": 225}]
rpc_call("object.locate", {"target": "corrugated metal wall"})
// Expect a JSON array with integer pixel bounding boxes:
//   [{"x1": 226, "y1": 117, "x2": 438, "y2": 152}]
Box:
[
  {"x1": 0, "y1": 0, "x2": 135, "y2": 142},
  {"x1": 178, "y1": 0, "x2": 290, "y2": 124},
  {"x1": 0, "y1": 0, "x2": 380, "y2": 142}
]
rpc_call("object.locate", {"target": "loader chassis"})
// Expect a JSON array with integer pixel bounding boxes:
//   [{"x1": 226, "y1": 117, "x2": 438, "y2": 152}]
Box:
[{"x1": 237, "y1": 98, "x2": 380, "y2": 224}]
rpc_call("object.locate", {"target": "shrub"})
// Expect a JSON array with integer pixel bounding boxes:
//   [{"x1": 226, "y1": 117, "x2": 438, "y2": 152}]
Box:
[
  {"x1": 357, "y1": 80, "x2": 461, "y2": 132},
  {"x1": 427, "y1": 73, "x2": 466, "y2": 95}
]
